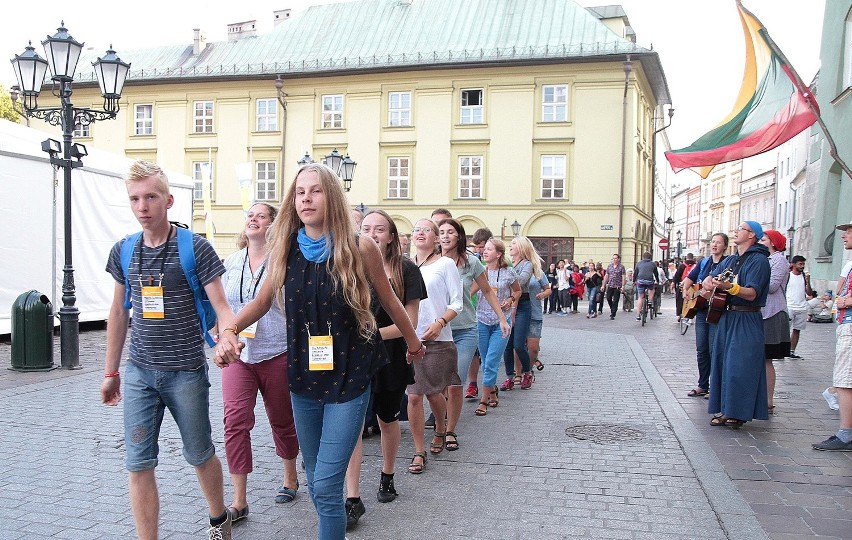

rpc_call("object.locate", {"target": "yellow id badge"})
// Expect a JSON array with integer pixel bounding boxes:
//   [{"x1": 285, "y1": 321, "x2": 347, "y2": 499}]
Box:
[
  {"x1": 308, "y1": 335, "x2": 334, "y2": 371},
  {"x1": 141, "y1": 286, "x2": 165, "y2": 319},
  {"x1": 239, "y1": 320, "x2": 258, "y2": 339}
]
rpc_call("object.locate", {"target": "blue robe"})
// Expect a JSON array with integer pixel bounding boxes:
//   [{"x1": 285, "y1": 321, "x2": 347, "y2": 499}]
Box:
[{"x1": 708, "y1": 243, "x2": 771, "y2": 421}]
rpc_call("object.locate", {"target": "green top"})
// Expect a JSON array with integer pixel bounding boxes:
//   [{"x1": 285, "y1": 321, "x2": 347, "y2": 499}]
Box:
[{"x1": 451, "y1": 253, "x2": 486, "y2": 330}]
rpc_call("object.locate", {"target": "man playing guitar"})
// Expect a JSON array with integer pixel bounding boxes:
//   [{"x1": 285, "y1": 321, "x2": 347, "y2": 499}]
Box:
[{"x1": 680, "y1": 233, "x2": 729, "y2": 398}]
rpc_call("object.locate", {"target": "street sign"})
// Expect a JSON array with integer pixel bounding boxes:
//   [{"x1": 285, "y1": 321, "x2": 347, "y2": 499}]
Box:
[{"x1": 658, "y1": 238, "x2": 669, "y2": 250}]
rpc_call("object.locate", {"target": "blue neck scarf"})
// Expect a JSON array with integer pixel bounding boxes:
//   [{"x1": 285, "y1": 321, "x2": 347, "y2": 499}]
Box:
[{"x1": 297, "y1": 227, "x2": 332, "y2": 263}]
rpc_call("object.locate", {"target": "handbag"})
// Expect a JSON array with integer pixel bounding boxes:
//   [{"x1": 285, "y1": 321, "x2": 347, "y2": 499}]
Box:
[{"x1": 594, "y1": 290, "x2": 603, "y2": 303}]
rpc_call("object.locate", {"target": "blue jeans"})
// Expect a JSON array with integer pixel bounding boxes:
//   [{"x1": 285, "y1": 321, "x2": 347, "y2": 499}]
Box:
[
  {"x1": 290, "y1": 389, "x2": 371, "y2": 540},
  {"x1": 503, "y1": 296, "x2": 531, "y2": 376},
  {"x1": 587, "y1": 287, "x2": 599, "y2": 315},
  {"x1": 694, "y1": 312, "x2": 711, "y2": 391},
  {"x1": 452, "y1": 326, "x2": 479, "y2": 384},
  {"x1": 123, "y1": 361, "x2": 215, "y2": 472},
  {"x1": 478, "y1": 320, "x2": 511, "y2": 387}
]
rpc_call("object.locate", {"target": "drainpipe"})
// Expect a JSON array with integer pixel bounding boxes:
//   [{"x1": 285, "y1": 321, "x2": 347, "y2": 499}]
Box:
[{"x1": 617, "y1": 55, "x2": 632, "y2": 256}]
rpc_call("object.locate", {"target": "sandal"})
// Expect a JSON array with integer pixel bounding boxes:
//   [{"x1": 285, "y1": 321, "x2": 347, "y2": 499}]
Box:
[
  {"x1": 487, "y1": 390, "x2": 499, "y2": 408},
  {"x1": 710, "y1": 415, "x2": 728, "y2": 427},
  {"x1": 475, "y1": 401, "x2": 488, "y2": 416},
  {"x1": 275, "y1": 482, "x2": 299, "y2": 504},
  {"x1": 768, "y1": 405, "x2": 776, "y2": 415},
  {"x1": 430, "y1": 432, "x2": 446, "y2": 454},
  {"x1": 408, "y1": 452, "x2": 426, "y2": 474},
  {"x1": 513, "y1": 375, "x2": 522, "y2": 386},
  {"x1": 533, "y1": 359, "x2": 545, "y2": 371},
  {"x1": 687, "y1": 388, "x2": 709, "y2": 397},
  {"x1": 725, "y1": 418, "x2": 745, "y2": 428},
  {"x1": 445, "y1": 431, "x2": 459, "y2": 451}
]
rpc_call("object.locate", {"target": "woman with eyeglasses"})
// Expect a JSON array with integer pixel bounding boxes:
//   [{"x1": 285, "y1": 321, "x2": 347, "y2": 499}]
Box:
[
  {"x1": 438, "y1": 219, "x2": 509, "y2": 450},
  {"x1": 407, "y1": 218, "x2": 463, "y2": 474}
]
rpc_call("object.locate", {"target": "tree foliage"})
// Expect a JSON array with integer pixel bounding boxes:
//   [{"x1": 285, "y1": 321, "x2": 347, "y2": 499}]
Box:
[{"x1": 0, "y1": 86, "x2": 23, "y2": 123}]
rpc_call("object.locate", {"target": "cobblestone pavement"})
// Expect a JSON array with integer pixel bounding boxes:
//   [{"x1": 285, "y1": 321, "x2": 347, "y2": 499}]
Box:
[{"x1": 0, "y1": 295, "x2": 848, "y2": 539}]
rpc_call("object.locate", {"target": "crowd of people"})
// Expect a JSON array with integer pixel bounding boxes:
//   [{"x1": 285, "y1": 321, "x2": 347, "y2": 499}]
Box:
[{"x1": 98, "y1": 159, "x2": 852, "y2": 540}]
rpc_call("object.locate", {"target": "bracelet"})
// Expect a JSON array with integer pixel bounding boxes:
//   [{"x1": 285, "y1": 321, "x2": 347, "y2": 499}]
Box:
[
  {"x1": 435, "y1": 317, "x2": 447, "y2": 328},
  {"x1": 221, "y1": 325, "x2": 238, "y2": 335},
  {"x1": 407, "y1": 345, "x2": 423, "y2": 356},
  {"x1": 728, "y1": 283, "x2": 741, "y2": 296},
  {"x1": 104, "y1": 371, "x2": 120, "y2": 378}
]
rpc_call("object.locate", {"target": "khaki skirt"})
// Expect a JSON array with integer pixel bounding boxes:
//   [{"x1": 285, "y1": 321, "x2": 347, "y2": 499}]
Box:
[{"x1": 407, "y1": 340, "x2": 460, "y2": 395}]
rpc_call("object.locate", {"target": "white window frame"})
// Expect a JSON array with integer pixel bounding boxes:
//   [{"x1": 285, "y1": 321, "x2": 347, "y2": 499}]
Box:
[
  {"x1": 192, "y1": 161, "x2": 214, "y2": 201},
  {"x1": 256, "y1": 99, "x2": 278, "y2": 132},
  {"x1": 193, "y1": 101, "x2": 214, "y2": 133},
  {"x1": 845, "y1": 12, "x2": 852, "y2": 88},
  {"x1": 388, "y1": 91, "x2": 411, "y2": 127},
  {"x1": 387, "y1": 157, "x2": 410, "y2": 199},
  {"x1": 73, "y1": 122, "x2": 90, "y2": 137},
  {"x1": 542, "y1": 85, "x2": 568, "y2": 122},
  {"x1": 540, "y1": 155, "x2": 566, "y2": 199},
  {"x1": 255, "y1": 161, "x2": 277, "y2": 201},
  {"x1": 458, "y1": 156, "x2": 483, "y2": 198},
  {"x1": 460, "y1": 89, "x2": 483, "y2": 124},
  {"x1": 134, "y1": 104, "x2": 153, "y2": 135},
  {"x1": 322, "y1": 94, "x2": 344, "y2": 128}
]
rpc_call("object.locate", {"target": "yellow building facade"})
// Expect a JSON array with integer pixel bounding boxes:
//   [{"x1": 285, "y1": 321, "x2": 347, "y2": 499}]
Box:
[{"x1": 40, "y1": 0, "x2": 670, "y2": 267}]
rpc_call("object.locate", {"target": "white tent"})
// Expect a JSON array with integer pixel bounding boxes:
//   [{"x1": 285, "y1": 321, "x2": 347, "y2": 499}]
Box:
[{"x1": 0, "y1": 119, "x2": 193, "y2": 334}]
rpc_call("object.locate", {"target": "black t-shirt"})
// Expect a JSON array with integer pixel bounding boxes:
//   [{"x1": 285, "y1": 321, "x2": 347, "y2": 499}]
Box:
[
  {"x1": 546, "y1": 270, "x2": 558, "y2": 288},
  {"x1": 373, "y1": 258, "x2": 428, "y2": 392}
]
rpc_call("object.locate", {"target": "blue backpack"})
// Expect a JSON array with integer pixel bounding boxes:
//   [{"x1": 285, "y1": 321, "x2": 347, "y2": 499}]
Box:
[{"x1": 119, "y1": 226, "x2": 217, "y2": 347}]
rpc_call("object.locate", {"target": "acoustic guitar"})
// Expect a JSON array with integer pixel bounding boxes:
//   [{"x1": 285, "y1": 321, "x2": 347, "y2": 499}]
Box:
[
  {"x1": 706, "y1": 268, "x2": 735, "y2": 324},
  {"x1": 681, "y1": 284, "x2": 706, "y2": 319}
]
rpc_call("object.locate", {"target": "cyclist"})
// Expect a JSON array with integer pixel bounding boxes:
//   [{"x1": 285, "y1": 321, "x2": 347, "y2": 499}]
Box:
[{"x1": 634, "y1": 252, "x2": 660, "y2": 321}]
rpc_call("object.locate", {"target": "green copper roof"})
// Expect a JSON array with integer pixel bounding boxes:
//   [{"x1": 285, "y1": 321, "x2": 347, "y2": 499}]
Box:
[{"x1": 75, "y1": 0, "x2": 669, "y2": 103}]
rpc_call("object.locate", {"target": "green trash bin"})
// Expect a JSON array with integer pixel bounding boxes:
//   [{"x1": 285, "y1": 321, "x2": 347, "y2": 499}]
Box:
[{"x1": 10, "y1": 290, "x2": 56, "y2": 372}]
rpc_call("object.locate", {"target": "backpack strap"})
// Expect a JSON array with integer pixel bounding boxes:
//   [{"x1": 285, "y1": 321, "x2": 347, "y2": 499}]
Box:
[
  {"x1": 175, "y1": 227, "x2": 216, "y2": 347},
  {"x1": 119, "y1": 232, "x2": 143, "y2": 310}
]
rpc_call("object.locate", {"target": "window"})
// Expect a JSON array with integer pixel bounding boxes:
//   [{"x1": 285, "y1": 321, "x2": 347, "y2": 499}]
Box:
[
  {"x1": 387, "y1": 157, "x2": 410, "y2": 198},
  {"x1": 460, "y1": 89, "x2": 483, "y2": 124},
  {"x1": 73, "y1": 122, "x2": 89, "y2": 137},
  {"x1": 193, "y1": 162, "x2": 214, "y2": 201},
  {"x1": 322, "y1": 94, "x2": 343, "y2": 128},
  {"x1": 134, "y1": 104, "x2": 153, "y2": 135},
  {"x1": 542, "y1": 85, "x2": 568, "y2": 122},
  {"x1": 255, "y1": 161, "x2": 277, "y2": 201},
  {"x1": 194, "y1": 101, "x2": 214, "y2": 133},
  {"x1": 256, "y1": 99, "x2": 277, "y2": 131},
  {"x1": 458, "y1": 156, "x2": 483, "y2": 198},
  {"x1": 388, "y1": 92, "x2": 411, "y2": 127},
  {"x1": 540, "y1": 155, "x2": 566, "y2": 198}
]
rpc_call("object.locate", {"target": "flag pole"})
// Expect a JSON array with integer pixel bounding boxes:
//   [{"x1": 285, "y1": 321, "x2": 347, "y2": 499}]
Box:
[{"x1": 759, "y1": 27, "x2": 852, "y2": 181}]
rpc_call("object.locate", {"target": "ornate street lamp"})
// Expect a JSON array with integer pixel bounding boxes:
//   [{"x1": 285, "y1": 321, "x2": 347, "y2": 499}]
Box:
[
  {"x1": 676, "y1": 230, "x2": 683, "y2": 259},
  {"x1": 10, "y1": 23, "x2": 130, "y2": 369},
  {"x1": 297, "y1": 152, "x2": 314, "y2": 166},
  {"x1": 664, "y1": 216, "x2": 674, "y2": 264},
  {"x1": 323, "y1": 148, "x2": 343, "y2": 174},
  {"x1": 511, "y1": 220, "x2": 521, "y2": 237},
  {"x1": 339, "y1": 154, "x2": 357, "y2": 192}
]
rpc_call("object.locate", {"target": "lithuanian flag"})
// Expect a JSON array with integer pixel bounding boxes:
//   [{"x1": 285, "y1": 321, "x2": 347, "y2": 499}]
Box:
[{"x1": 665, "y1": 1, "x2": 819, "y2": 178}]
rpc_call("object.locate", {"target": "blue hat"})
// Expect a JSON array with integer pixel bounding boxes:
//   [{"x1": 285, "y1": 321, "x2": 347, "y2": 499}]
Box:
[{"x1": 744, "y1": 220, "x2": 764, "y2": 239}]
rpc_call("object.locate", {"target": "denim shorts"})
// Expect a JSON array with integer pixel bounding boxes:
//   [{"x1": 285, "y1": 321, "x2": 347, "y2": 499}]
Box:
[
  {"x1": 123, "y1": 361, "x2": 215, "y2": 472},
  {"x1": 528, "y1": 319, "x2": 543, "y2": 339}
]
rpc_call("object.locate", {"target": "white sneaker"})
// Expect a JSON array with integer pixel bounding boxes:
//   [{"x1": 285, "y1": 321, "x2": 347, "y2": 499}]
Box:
[{"x1": 823, "y1": 388, "x2": 840, "y2": 411}]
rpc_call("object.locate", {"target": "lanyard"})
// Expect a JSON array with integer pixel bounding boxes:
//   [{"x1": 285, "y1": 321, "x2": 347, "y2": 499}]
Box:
[
  {"x1": 489, "y1": 267, "x2": 501, "y2": 288},
  {"x1": 239, "y1": 251, "x2": 266, "y2": 303},
  {"x1": 416, "y1": 252, "x2": 435, "y2": 268},
  {"x1": 137, "y1": 225, "x2": 173, "y2": 287}
]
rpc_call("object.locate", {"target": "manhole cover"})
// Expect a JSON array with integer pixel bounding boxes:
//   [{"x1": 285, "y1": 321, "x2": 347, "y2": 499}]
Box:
[{"x1": 565, "y1": 423, "x2": 645, "y2": 444}]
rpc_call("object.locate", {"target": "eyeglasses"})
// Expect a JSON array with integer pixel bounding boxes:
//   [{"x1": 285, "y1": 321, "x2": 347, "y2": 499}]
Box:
[
  {"x1": 412, "y1": 227, "x2": 433, "y2": 233},
  {"x1": 737, "y1": 225, "x2": 752, "y2": 233}
]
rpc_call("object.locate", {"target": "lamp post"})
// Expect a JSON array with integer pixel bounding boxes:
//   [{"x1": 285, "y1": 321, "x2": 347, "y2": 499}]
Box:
[
  {"x1": 676, "y1": 230, "x2": 683, "y2": 259},
  {"x1": 322, "y1": 148, "x2": 356, "y2": 191},
  {"x1": 11, "y1": 23, "x2": 130, "y2": 369},
  {"x1": 274, "y1": 76, "x2": 288, "y2": 177},
  {"x1": 787, "y1": 226, "x2": 796, "y2": 258},
  {"x1": 8, "y1": 85, "x2": 30, "y2": 126},
  {"x1": 664, "y1": 216, "x2": 674, "y2": 265},
  {"x1": 297, "y1": 152, "x2": 314, "y2": 166},
  {"x1": 511, "y1": 220, "x2": 521, "y2": 237}
]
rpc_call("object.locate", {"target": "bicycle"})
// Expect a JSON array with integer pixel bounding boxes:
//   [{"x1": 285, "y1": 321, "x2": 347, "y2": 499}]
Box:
[
  {"x1": 679, "y1": 316, "x2": 692, "y2": 335},
  {"x1": 640, "y1": 289, "x2": 650, "y2": 326}
]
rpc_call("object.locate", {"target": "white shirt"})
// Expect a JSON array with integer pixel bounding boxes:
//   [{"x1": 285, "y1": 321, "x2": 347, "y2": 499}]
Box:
[
  {"x1": 786, "y1": 272, "x2": 809, "y2": 312},
  {"x1": 416, "y1": 256, "x2": 463, "y2": 342}
]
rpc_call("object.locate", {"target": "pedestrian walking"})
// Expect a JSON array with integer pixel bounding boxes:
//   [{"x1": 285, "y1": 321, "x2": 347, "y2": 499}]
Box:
[
  {"x1": 501, "y1": 236, "x2": 540, "y2": 390},
  {"x1": 604, "y1": 254, "x2": 626, "y2": 319},
  {"x1": 786, "y1": 255, "x2": 815, "y2": 358}
]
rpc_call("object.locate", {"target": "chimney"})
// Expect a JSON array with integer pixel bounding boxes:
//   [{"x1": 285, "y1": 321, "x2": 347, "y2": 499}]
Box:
[
  {"x1": 227, "y1": 20, "x2": 257, "y2": 42},
  {"x1": 193, "y1": 29, "x2": 207, "y2": 55},
  {"x1": 274, "y1": 9, "x2": 292, "y2": 26}
]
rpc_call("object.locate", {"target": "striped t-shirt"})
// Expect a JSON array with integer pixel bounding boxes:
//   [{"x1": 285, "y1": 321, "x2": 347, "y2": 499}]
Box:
[{"x1": 106, "y1": 231, "x2": 225, "y2": 371}]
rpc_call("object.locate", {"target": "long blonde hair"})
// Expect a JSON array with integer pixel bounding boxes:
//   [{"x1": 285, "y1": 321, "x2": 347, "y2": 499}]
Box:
[
  {"x1": 513, "y1": 235, "x2": 544, "y2": 278},
  {"x1": 266, "y1": 163, "x2": 376, "y2": 339}
]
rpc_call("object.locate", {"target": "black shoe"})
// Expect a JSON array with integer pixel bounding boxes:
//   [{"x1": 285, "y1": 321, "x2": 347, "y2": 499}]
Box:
[
  {"x1": 812, "y1": 435, "x2": 852, "y2": 451},
  {"x1": 425, "y1": 412, "x2": 436, "y2": 429},
  {"x1": 377, "y1": 473, "x2": 398, "y2": 503},
  {"x1": 345, "y1": 497, "x2": 366, "y2": 530},
  {"x1": 788, "y1": 353, "x2": 802, "y2": 359}
]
